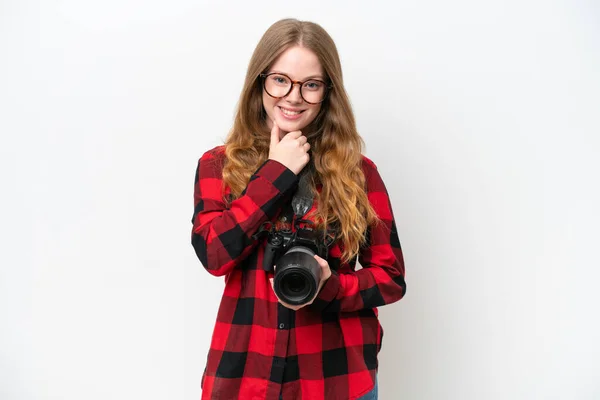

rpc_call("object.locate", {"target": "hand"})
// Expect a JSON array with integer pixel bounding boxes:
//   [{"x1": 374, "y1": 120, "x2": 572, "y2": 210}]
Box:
[
  {"x1": 268, "y1": 121, "x2": 311, "y2": 175},
  {"x1": 269, "y1": 255, "x2": 332, "y2": 311}
]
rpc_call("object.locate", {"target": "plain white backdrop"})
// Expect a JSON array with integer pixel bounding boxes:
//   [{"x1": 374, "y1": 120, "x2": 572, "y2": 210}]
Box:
[{"x1": 1, "y1": 0, "x2": 599, "y2": 399}]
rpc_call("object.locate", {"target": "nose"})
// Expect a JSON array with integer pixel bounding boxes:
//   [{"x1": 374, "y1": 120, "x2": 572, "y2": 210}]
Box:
[{"x1": 285, "y1": 83, "x2": 303, "y2": 103}]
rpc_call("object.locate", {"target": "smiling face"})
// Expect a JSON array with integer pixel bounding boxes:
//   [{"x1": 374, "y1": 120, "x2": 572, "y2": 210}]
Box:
[{"x1": 262, "y1": 46, "x2": 324, "y2": 138}]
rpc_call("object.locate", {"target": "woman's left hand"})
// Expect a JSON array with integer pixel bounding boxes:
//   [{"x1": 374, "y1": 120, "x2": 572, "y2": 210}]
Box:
[{"x1": 270, "y1": 254, "x2": 332, "y2": 311}]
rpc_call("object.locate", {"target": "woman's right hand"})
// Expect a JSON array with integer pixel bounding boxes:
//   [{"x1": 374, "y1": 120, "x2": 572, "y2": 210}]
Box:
[{"x1": 268, "y1": 121, "x2": 311, "y2": 175}]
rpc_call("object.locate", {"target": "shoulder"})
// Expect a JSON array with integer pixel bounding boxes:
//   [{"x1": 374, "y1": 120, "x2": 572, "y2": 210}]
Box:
[
  {"x1": 199, "y1": 145, "x2": 226, "y2": 161},
  {"x1": 360, "y1": 154, "x2": 388, "y2": 193},
  {"x1": 361, "y1": 154, "x2": 377, "y2": 169},
  {"x1": 198, "y1": 144, "x2": 226, "y2": 166},
  {"x1": 360, "y1": 154, "x2": 379, "y2": 177},
  {"x1": 195, "y1": 145, "x2": 227, "y2": 179}
]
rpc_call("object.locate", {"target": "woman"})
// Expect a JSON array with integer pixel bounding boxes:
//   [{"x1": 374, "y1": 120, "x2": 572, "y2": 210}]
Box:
[{"x1": 191, "y1": 18, "x2": 406, "y2": 400}]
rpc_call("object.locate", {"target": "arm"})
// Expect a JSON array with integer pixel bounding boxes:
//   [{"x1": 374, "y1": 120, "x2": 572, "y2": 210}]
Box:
[
  {"x1": 191, "y1": 147, "x2": 299, "y2": 277},
  {"x1": 310, "y1": 159, "x2": 406, "y2": 312}
]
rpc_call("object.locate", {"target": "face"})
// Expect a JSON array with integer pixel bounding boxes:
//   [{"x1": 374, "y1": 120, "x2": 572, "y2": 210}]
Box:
[{"x1": 262, "y1": 46, "x2": 324, "y2": 139}]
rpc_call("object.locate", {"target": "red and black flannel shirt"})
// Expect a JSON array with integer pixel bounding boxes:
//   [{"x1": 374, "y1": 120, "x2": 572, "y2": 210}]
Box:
[{"x1": 191, "y1": 145, "x2": 406, "y2": 400}]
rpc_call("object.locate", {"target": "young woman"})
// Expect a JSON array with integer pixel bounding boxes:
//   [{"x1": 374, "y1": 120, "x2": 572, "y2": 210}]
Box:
[{"x1": 191, "y1": 18, "x2": 406, "y2": 400}]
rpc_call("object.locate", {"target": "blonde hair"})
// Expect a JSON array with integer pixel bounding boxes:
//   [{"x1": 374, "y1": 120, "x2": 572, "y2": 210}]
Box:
[{"x1": 222, "y1": 18, "x2": 380, "y2": 263}]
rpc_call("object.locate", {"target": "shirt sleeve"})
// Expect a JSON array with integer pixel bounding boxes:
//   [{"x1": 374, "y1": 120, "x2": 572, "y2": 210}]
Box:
[
  {"x1": 310, "y1": 159, "x2": 406, "y2": 312},
  {"x1": 191, "y1": 147, "x2": 299, "y2": 277}
]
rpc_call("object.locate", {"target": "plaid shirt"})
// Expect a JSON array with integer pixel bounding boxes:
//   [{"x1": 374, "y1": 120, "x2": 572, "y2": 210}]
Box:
[{"x1": 191, "y1": 145, "x2": 406, "y2": 400}]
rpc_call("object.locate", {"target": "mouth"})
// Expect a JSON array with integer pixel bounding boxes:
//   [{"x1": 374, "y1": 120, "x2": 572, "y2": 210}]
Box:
[{"x1": 278, "y1": 106, "x2": 305, "y2": 120}]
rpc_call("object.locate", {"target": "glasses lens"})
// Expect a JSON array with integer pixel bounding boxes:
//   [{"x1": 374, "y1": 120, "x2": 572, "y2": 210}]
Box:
[
  {"x1": 264, "y1": 74, "x2": 291, "y2": 98},
  {"x1": 300, "y1": 80, "x2": 326, "y2": 104},
  {"x1": 264, "y1": 74, "x2": 327, "y2": 104}
]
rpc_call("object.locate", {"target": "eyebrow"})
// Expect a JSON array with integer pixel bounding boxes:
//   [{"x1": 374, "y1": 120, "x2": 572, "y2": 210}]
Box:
[{"x1": 269, "y1": 70, "x2": 325, "y2": 80}]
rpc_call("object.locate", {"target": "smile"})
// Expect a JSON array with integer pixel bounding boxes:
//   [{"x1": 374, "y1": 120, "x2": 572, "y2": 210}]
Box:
[{"x1": 279, "y1": 106, "x2": 305, "y2": 116}]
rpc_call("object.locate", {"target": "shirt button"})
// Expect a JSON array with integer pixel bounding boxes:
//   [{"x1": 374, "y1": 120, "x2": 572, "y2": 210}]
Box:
[{"x1": 279, "y1": 323, "x2": 285, "y2": 329}]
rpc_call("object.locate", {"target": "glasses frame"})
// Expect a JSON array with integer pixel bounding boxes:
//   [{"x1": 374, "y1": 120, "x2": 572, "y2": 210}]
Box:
[{"x1": 259, "y1": 72, "x2": 333, "y2": 105}]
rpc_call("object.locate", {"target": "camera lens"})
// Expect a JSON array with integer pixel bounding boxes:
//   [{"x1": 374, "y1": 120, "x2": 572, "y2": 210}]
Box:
[
  {"x1": 287, "y1": 273, "x2": 305, "y2": 293},
  {"x1": 273, "y1": 246, "x2": 322, "y2": 306}
]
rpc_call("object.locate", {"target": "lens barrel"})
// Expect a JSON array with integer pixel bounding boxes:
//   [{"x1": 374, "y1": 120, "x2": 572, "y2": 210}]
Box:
[{"x1": 273, "y1": 246, "x2": 322, "y2": 305}]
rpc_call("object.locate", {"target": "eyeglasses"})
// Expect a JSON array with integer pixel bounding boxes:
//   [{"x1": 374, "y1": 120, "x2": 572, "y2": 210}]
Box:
[{"x1": 259, "y1": 72, "x2": 332, "y2": 105}]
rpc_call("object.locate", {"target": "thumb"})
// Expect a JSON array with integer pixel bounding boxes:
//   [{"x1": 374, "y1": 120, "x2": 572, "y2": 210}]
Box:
[{"x1": 270, "y1": 120, "x2": 280, "y2": 148}]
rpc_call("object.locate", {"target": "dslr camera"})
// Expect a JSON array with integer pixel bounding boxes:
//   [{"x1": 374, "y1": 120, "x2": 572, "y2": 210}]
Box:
[{"x1": 254, "y1": 219, "x2": 335, "y2": 306}]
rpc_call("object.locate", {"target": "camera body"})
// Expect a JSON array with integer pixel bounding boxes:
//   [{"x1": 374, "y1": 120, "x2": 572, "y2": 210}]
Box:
[{"x1": 258, "y1": 219, "x2": 333, "y2": 306}]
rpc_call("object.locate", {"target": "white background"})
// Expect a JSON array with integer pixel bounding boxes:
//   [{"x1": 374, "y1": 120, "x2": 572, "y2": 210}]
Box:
[{"x1": 1, "y1": 0, "x2": 599, "y2": 399}]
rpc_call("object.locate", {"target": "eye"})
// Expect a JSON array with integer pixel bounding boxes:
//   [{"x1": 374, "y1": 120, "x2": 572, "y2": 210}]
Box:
[
  {"x1": 304, "y1": 81, "x2": 322, "y2": 91},
  {"x1": 270, "y1": 74, "x2": 290, "y2": 86}
]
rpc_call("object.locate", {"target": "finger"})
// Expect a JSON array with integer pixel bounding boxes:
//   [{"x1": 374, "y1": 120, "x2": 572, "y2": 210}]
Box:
[
  {"x1": 269, "y1": 278, "x2": 283, "y2": 302},
  {"x1": 315, "y1": 256, "x2": 330, "y2": 272},
  {"x1": 270, "y1": 121, "x2": 280, "y2": 147},
  {"x1": 284, "y1": 130, "x2": 303, "y2": 140}
]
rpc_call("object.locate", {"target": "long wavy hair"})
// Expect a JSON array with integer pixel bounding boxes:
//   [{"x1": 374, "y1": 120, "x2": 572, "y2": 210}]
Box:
[{"x1": 222, "y1": 18, "x2": 380, "y2": 263}]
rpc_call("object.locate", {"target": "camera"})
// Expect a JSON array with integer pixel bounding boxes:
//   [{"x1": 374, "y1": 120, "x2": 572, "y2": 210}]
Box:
[{"x1": 257, "y1": 219, "x2": 334, "y2": 306}]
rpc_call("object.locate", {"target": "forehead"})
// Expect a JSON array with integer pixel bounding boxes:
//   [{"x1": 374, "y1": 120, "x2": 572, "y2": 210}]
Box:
[{"x1": 269, "y1": 46, "x2": 323, "y2": 79}]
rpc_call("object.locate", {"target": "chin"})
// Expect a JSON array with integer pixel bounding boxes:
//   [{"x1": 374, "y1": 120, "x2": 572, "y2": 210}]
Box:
[{"x1": 277, "y1": 120, "x2": 307, "y2": 132}]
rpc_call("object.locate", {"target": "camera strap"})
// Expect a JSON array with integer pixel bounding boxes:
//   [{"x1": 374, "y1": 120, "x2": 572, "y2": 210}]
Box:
[
  {"x1": 251, "y1": 167, "x2": 313, "y2": 241},
  {"x1": 252, "y1": 164, "x2": 337, "y2": 247},
  {"x1": 291, "y1": 166, "x2": 314, "y2": 219},
  {"x1": 289, "y1": 166, "x2": 337, "y2": 248}
]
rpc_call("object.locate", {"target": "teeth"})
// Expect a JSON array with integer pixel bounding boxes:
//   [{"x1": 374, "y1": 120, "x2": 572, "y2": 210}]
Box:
[{"x1": 280, "y1": 107, "x2": 302, "y2": 116}]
